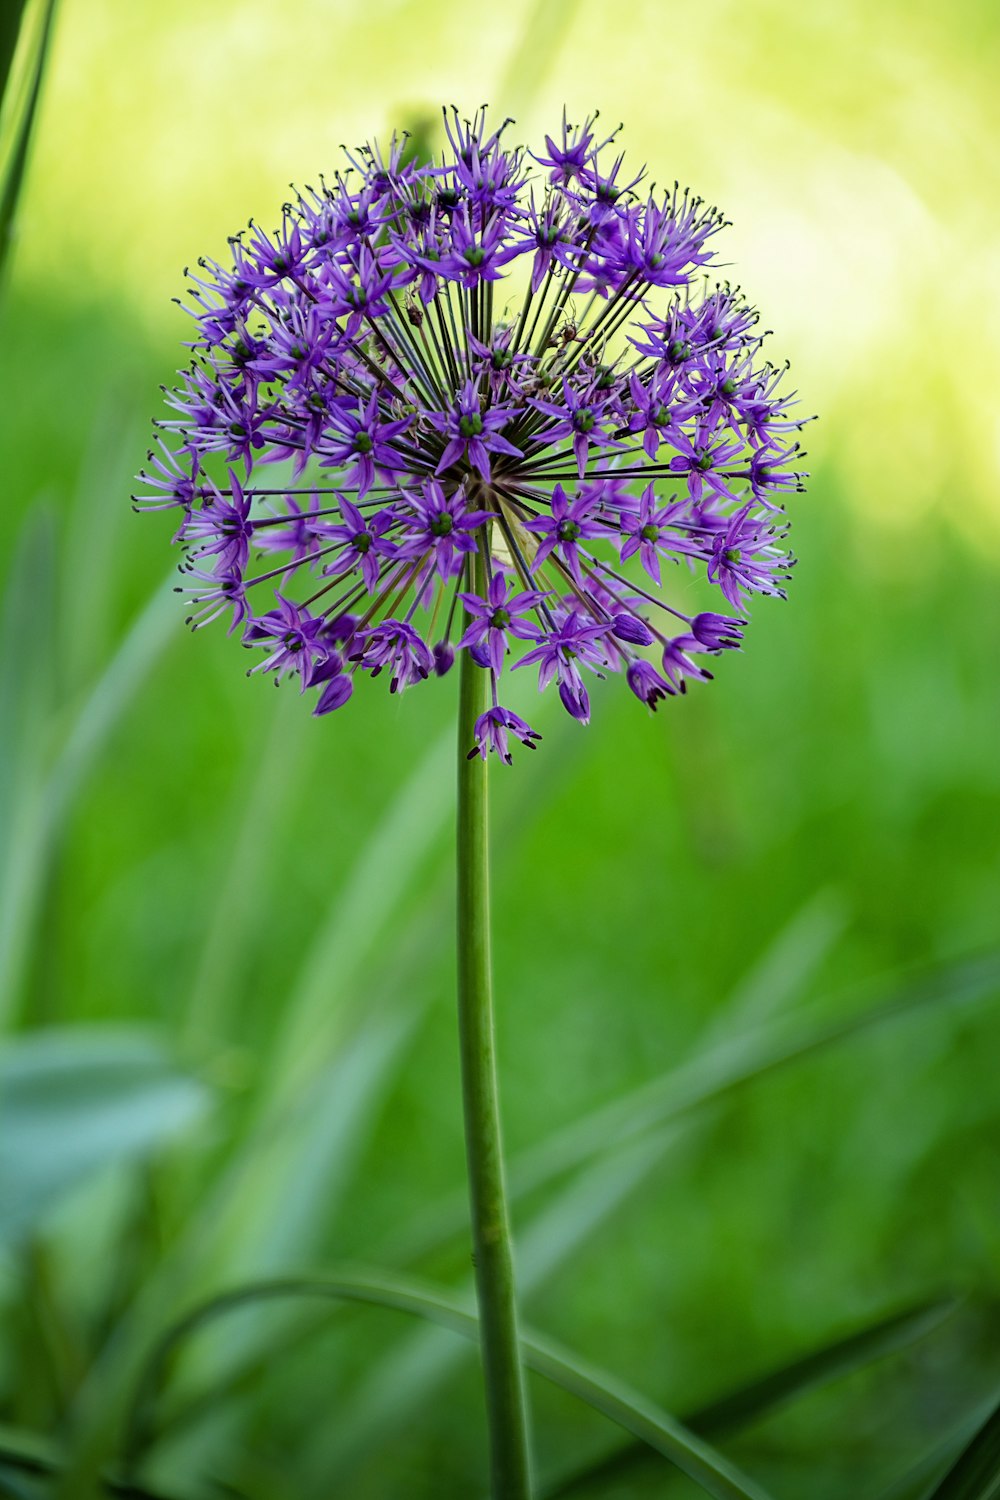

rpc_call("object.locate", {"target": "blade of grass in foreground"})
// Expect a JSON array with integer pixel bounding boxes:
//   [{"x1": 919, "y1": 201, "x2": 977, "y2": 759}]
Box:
[
  {"x1": 921, "y1": 1394, "x2": 1000, "y2": 1500},
  {"x1": 307, "y1": 1127, "x2": 686, "y2": 1484},
  {"x1": 121, "y1": 1270, "x2": 776, "y2": 1500},
  {"x1": 875, "y1": 1396, "x2": 1000, "y2": 1500},
  {"x1": 539, "y1": 1298, "x2": 959, "y2": 1498},
  {"x1": 0, "y1": 4, "x2": 31, "y2": 117}
]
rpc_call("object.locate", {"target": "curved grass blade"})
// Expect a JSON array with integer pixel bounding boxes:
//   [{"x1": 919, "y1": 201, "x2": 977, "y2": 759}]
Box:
[
  {"x1": 397, "y1": 950, "x2": 1000, "y2": 1262},
  {"x1": 215, "y1": 949, "x2": 998, "y2": 1479},
  {"x1": 0, "y1": 568, "x2": 177, "y2": 1026},
  {"x1": 121, "y1": 1270, "x2": 776, "y2": 1500},
  {"x1": 0, "y1": 506, "x2": 56, "y2": 1022},
  {"x1": 922, "y1": 1393, "x2": 1000, "y2": 1500},
  {"x1": 875, "y1": 1397, "x2": 1000, "y2": 1500},
  {"x1": 0, "y1": 1424, "x2": 206, "y2": 1500},
  {"x1": 0, "y1": 3, "x2": 30, "y2": 109},
  {"x1": 179, "y1": 702, "x2": 307, "y2": 1049},
  {"x1": 43, "y1": 575, "x2": 178, "y2": 841},
  {"x1": 506, "y1": 951, "x2": 1000, "y2": 1200},
  {"x1": 50, "y1": 735, "x2": 459, "y2": 1498},
  {"x1": 256, "y1": 725, "x2": 453, "y2": 1115},
  {"x1": 0, "y1": 0, "x2": 57, "y2": 281},
  {"x1": 311, "y1": 1125, "x2": 686, "y2": 1483},
  {"x1": 541, "y1": 1297, "x2": 959, "y2": 1498},
  {"x1": 496, "y1": 0, "x2": 580, "y2": 117}
]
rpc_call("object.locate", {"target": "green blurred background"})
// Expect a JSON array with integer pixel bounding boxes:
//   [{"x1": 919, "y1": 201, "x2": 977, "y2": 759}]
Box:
[{"x1": 1, "y1": 1, "x2": 999, "y2": 1496}]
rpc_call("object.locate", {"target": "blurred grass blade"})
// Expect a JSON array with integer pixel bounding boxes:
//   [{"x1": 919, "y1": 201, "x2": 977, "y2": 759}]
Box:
[
  {"x1": 0, "y1": 506, "x2": 56, "y2": 1023},
  {"x1": 497, "y1": 0, "x2": 579, "y2": 116},
  {"x1": 0, "y1": 570, "x2": 178, "y2": 1025},
  {"x1": 311, "y1": 952, "x2": 997, "y2": 1479},
  {"x1": 876, "y1": 1398, "x2": 1000, "y2": 1500},
  {"x1": 542, "y1": 1298, "x2": 959, "y2": 1498},
  {"x1": 180, "y1": 702, "x2": 307, "y2": 1048},
  {"x1": 0, "y1": 1470, "x2": 37, "y2": 1499},
  {"x1": 223, "y1": 1011, "x2": 417, "y2": 1278},
  {"x1": 711, "y1": 886, "x2": 849, "y2": 1036},
  {"x1": 123, "y1": 1270, "x2": 775, "y2": 1500},
  {"x1": 397, "y1": 950, "x2": 1000, "y2": 1261},
  {"x1": 53, "y1": 734, "x2": 456, "y2": 1494},
  {"x1": 922, "y1": 1394, "x2": 1000, "y2": 1500},
  {"x1": 0, "y1": 1028, "x2": 210, "y2": 1241},
  {"x1": 0, "y1": 0, "x2": 57, "y2": 281},
  {"x1": 0, "y1": 4, "x2": 30, "y2": 107},
  {"x1": 317, "y1": 1126, "x2": 687, "y2": 1480},
  {"x1": 258, "y1": 726, "x2": 452, "y2": 1115},
  {"x1": 692, "y1": 1298, "x2": 956, "y2": 1436},
  {"x1": 43, "y1": 574, "x2": 178, "y2": 838},
  {"x1": 505, "y1": 951, "x2": 1000, "y2": 1200}
]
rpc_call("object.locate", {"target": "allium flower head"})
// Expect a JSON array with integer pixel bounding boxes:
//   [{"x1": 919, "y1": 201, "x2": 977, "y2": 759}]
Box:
[{"x1": 137, "y1": 107, "x2": 810, "y2": 762}]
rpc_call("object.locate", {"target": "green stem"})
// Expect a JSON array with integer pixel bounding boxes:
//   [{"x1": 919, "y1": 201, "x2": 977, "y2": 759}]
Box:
[{"x1": 456, "y1": 549, "x2": 533, "y2": 1500}]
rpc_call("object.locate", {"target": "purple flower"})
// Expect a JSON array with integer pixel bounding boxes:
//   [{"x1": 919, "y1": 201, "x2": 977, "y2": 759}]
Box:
[
  {"x1": 438, "y1": 206, "x2": 517, "y2": 288},
  {"x1": 530, "y1": 380, "x2": 620, "y2": 478},
  {"x1": 523, "y1": 484, "x2": 607, "y2": 585},
  {"x1": 140, "y1": 109, "x2": 808, "y2": 756},
  {"x1": 243, "y1": 596, "x2": 330, "y2": 686},
  {"x1": 351, "y1": 620, "x2": 434, "y2": 692},
  {"x1": 458, "y1": 567, "x2": 545, "y2": 674},
  {"x1": 319, "y1": 390, "x2": 413, "y2": 498},
  {"x1": 179, "y1": 472, "x2": 253, "y2": 572},
  {"x1": 533, "y1": 110, "x2": 602, "y2": 185},
  {"x1": 613, "y1": 189, "x2": 721, "y2": 287},
  {"x1": 513, "y1": 609, "x2": 612, "y2": 723},
  {"x1": 627, "y1": 371, "x2": 699, "y2": 460},
  {"x1": 396, "y1": 479, "x2": 494, "y2": 585},
  {"x1": 668, "y1": 429, "x2": 745, "y2": 505},
  {"x1": 627, "y1": 659, "x2": 675, "y2": 709},
  {"x1": 660, "y1": 636, "x2": 713, "y2": 691},
  {"x1": 431, "y1": 382, "x2": 522, "y2": 481},
  {"x1": 689, "y1": 611, "x2": 747, "y2": 651},
  {"x1": 618, "y1": 483, "x2": 699, "y2": 585},
  {"x1": 253, "y1": 493, "x2": 341, "y2": 563},
  {"x1": 706, "y1": 502, "x2": 791, "y2": 608},
  {"x1": 467, "y1": 326, "x2": 534, "y2": 396},
  {"x1": 325, "y1": 494, "x2": 397, "y2": 592},
  {"x1": 311, "y1": 650, "x2": 354, "y2": 715},
  {"x1": 469, "y1": 706, "x2": 542, "y2": 765}
]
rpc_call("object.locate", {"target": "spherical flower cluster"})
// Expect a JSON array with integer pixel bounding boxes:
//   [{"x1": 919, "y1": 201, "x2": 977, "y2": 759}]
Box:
[{"x1": 136, "y1": 108, "x2": 809, "y2": 763}]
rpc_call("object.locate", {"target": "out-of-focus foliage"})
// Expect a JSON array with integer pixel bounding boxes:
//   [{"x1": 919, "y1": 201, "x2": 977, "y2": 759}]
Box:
[{"x1": 0, "y1": 1, "x2": 998, "y2": 1497}]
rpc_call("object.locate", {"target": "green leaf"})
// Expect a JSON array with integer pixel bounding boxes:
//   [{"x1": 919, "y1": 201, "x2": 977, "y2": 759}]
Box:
[
  {"x1": 122, "y1": 1269, "x2": 776, "y2": 1500},
  {"x1": 922, "y1": 1393, "x2": 1000, "y2": 1500},
  {"x1": 541, "y1": 1298, "x2": 959, "y2": 1497},
  {"x1": 0, "y1": 1029, "x2": 211, "y2": 1240}
]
